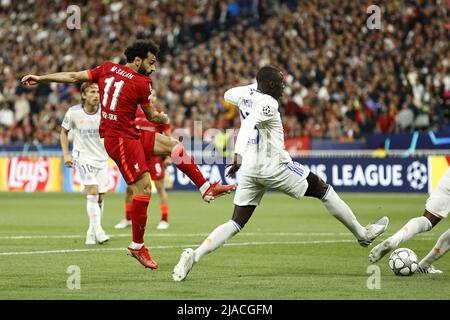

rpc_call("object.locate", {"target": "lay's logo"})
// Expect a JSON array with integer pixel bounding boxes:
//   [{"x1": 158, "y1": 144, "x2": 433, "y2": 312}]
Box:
[{"x1": 2, "y1": 157, "x2": 62, "y2": 192}]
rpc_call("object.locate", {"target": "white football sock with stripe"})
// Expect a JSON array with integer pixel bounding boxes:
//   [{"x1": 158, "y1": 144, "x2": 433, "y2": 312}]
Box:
[
  {"x1": 87, "y1": 195, "x2": 105, "y2": 236},
  {"x1": 388, "y1": 216, "x2": 432, "y2": 247},
  {"x1": 321, "y1": 186, "x2": 366, "y2": 240},
  {"x1": 419, "y1": 228, "x2": 450, "y2": 268},
  {"x1": 194, "y1": 220, "x2": 241, "y2": 263}
]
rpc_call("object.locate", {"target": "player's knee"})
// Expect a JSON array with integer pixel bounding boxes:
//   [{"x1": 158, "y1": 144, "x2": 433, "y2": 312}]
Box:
[
  {"x1": 142, "y1": 183, "x2": 152, "y2": 196},
  {"x1": 304, "y1": 172, "x2": 329, "y2": 199},
  {"x1": 85, "y1": 186, "x2": 99, "y2": 196},
  {"x1": 231, "y1": 205, "x2": 255, "y2": 228},
  {"x1": 423, "y1": 210, "x2": 441, "y2": 227}
]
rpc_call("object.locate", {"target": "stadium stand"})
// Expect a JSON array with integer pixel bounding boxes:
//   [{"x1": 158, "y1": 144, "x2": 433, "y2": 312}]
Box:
[{"x1": 0, "y1": 0, "x2": 449, "y2": 147}]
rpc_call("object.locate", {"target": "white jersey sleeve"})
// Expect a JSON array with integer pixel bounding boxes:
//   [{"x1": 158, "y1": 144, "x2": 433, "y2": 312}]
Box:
[
  {"x1": 61, "y1": 108, "x2": 73, "y2": 131},
  {"x1": 224, "y1": 82, "x2": 257, "y2": 106}
]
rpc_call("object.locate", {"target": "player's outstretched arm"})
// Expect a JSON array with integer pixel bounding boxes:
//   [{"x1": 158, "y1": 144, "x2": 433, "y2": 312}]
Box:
[{"x1": 21, "y1": 70, "x2": 90, "y2": 86}]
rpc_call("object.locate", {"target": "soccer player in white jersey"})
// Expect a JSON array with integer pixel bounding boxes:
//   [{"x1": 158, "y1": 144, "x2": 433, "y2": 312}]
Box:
[
  {"x1": 172, "y1": 66, "x2": 389, "y2": 281},
  {"x1": 60, "y1": 83, "x2": 110, "y2": 245},
  {"x1": 370, "y1": 167, "x2": 450, "y2": 273}
]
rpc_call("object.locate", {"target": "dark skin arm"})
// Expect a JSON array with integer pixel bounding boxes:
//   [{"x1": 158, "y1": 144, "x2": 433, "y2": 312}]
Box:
[{"x1": 226, "y1": 153, "x2": 243, "y2": 177}]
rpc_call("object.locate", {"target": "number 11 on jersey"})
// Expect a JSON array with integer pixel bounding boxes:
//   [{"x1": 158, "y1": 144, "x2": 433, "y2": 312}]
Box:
[{"x1": 102, "y1": 77, "x2": 124, "y2": 111}]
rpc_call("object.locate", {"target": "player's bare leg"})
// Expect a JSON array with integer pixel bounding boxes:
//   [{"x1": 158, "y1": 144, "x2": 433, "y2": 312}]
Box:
[
  {"x1": 417, "y1": 228, "x2": 450, "y2": 273},
  {"x1": 84, "y1": 185, "x2": 109, "y2": 245},
  {"x1": 115, "y1": 186, "x2": 133, "y2": 229},
  {"x1": 155, "y1": 179, "x2": 170, "y2": 230},
  {"x1": 153, "y1": 133, "x2": 235, "y2": 202},
  {"x1": 126, "y1": 172, "x2": 158, "y2": 269},
  {"x1": 369, "y1": 210, "x2": 438, "y2": 263},
  {"x1": 173, "y1": 205, "x2": 254, "y2": 281},
  {"x1": 304, "y1": 173, "x2": 389, "y2": 247}
]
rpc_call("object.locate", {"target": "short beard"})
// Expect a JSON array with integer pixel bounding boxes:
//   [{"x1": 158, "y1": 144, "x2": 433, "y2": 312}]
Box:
[{"x1": 138, "y1": 65, "x2": 151, "y2": 76}]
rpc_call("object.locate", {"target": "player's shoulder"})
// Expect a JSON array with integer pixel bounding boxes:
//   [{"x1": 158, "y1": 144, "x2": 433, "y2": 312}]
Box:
[{"x1": 68, "y1": 104, "x2": 83, "y2": 112}]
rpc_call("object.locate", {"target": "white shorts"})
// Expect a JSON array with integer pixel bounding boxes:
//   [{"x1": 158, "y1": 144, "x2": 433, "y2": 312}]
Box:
[
  {"x1": 234, "y1": 162, "x2": 310, "y2": 206},
  {"x1": 426, "y1": 167, "x2": 450, "y2": 219},
  {"x1": 74, "y1": 160, "x2": 109, "y2": 194}
]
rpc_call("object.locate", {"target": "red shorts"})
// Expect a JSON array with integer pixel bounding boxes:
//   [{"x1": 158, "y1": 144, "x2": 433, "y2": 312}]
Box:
[
  {"x1": 104, "y1": 136, "x2": 149, "y2": 185},
  {"x1": 140, "y1": 130, "x2": 163, "y2": 180},
  {"x1": 147, "y1": 156, "x2": 165, "y2": 180}
]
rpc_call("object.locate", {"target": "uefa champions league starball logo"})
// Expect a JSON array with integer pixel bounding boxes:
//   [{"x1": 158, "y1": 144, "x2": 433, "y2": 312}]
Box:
[{"x1": 406, "y1": 161, "x2": 428, "y2": 190}]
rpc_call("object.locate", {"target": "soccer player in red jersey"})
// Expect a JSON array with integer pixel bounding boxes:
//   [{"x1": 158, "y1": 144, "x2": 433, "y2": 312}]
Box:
[
  {"x1": 21, "y1": 40, "x2": 235, "y2": 269},
  {"x1": 116, "y1": 106, "x2": 172, "y2": 230}
]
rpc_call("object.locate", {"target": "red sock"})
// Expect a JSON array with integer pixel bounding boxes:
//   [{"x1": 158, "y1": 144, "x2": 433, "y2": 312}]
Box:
[
  {"x1": 171, "y1": 144, "x2": 206, "y2": 189},
  {"x1": 160, "y1": 204, "x2": 169, "y2": 222},
  {"x1": 131, "y1": 195, "x2": 150, "y2": 244},
  {"x1": 125, "y1": 202, "x2": 132, "y2": 221}
]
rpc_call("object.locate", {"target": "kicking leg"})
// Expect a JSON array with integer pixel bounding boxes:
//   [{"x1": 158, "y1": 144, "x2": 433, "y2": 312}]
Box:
[
  {"x1": 173, "y1": 205, "x2": 256, "y2": 281},
  {"x1": 304, "y1": 172, "x2": 389, "y2": 247},
  {"x1": 153, "y1": 133, "x2": 235, "y2": 202}
]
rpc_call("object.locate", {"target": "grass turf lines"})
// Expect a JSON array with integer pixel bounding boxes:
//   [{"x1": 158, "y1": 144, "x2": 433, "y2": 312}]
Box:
[{"x1": 0, "y1": 192, "x2": 449, "y2": 299}]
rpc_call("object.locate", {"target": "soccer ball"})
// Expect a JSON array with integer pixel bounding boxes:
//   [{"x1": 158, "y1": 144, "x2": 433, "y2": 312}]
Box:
[{"x1": 388, "y1": 248, "x2": 418, "y2": 276}]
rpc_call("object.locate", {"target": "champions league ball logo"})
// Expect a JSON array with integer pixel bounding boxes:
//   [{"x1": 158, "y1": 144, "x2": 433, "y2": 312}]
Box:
[{"x1": 406, "y1": 161, "x2": 428, "y2": 190}]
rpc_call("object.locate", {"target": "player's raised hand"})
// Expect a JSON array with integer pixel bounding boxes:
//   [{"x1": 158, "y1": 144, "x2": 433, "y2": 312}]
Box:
[
  {"x1": 63, "y1": 154, "x2": 74, "y2": 168},
  {"x1": 21, "y1": 75, "x2": 41, "y2": 86},
  {"x1": 226, "y1": 153, "x2": 242, "y2": 177}
]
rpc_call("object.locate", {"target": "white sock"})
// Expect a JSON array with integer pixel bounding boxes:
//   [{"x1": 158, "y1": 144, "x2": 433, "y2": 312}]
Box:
[
  {"x1": 321, "y1": 186, "x2": 366, "y2": 240},
  {"x1": 199, "y1": 182, "x2": 210, "y2": 196},
  {"x1": 389, "y1": 216, "x2": 432, "y2": 247},
  {"x1": 194, "y1": 220, "x2": 241, "y2": 263},
  {"x1": 129, "y1": 242, "x2": 144, "y2": 250},
  {"x1": 86, "y1": 195, "x2": 105, "y2": 236},
  {"x1": 419, "y1": 228, "x2": 450, "y2": 268}
]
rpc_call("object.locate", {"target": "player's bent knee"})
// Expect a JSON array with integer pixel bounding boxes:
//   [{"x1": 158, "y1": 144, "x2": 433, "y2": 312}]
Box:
[
  {"x1": 304, "y1": 172, "x2": 328, "y2": 199},
  {"x1": 231, "y1": 205, "x2": 255, "y2": 228},
  {"x1": 85, "y1": 185, "x2": 99, "y2": 195},
  {"x1": 423, "y1": 210, "x2": 441, "y2": 227}
]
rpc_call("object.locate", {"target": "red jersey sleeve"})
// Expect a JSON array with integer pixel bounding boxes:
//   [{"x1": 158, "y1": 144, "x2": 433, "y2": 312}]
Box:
[{"x1": 87, "y1": 61, "x2": 111, "y2": 84}]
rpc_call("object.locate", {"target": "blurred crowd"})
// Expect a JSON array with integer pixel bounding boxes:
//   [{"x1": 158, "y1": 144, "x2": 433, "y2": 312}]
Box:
[{"x1": 0, "y1": 0, "x2": 449, "y2": 146}]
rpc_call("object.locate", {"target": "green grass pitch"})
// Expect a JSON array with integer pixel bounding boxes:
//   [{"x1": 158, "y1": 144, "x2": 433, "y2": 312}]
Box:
[{"x1": 0, "y1": 191, "x2": 449, "y2": 300}]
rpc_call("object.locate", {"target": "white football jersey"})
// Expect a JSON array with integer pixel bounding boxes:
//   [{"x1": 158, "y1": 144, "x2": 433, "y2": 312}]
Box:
[
  {"x1": 225, "y1": 83, "x2": 292, "y2": 177},
  {"x1": 61, "y1": 104, "x2": 108, "y2": 168}
]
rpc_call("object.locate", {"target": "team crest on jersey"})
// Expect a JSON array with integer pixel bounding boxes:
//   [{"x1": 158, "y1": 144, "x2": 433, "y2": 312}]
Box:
[
  {"x1": 134, "y1": 163, "x2": 140, "y2": 173},
  {"x1": 262, "y1": 105, "x2": 274, "y2": 116}
]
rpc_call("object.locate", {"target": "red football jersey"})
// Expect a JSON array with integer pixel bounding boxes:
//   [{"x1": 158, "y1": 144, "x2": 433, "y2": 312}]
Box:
[
  {"x1": 134, "y1": 108, "x2": 170, "y2": 134},
  {"x1": 88, "y1": 61, "x2": 152, "y2": 139}
]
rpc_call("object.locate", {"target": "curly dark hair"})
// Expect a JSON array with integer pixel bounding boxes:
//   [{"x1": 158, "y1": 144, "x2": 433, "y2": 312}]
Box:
[{"x1": 124, "y1": 40, "x2": 160, "y2": 63}]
